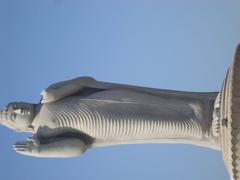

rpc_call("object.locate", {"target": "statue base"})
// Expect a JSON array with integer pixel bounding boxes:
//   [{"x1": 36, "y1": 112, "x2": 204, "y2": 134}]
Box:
[{"x1": 219, "y1": 44, "x2": 240, "y2": 180}]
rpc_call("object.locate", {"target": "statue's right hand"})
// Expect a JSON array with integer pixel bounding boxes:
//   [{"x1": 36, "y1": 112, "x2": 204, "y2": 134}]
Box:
[
  {"x1": 41, "y1": 77, "x2": 96, "y2": 104},
  {"x1": 41, "y1": 84, "x2": 76, "y2": 103},
  {"x1": 41, "y1": 81, "x2": 69, "y2": 103},
  {"x1": 13, "y1": 141, "x2": 39, "y2": 157},
  {"x1": 41, "y1": 89, "x2": 58, "y2": 104}
]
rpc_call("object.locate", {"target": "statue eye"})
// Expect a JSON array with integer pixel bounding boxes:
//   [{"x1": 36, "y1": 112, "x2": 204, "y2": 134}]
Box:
[{"x1": 11, "y1": 113, "x2": 17, "y2": 121}]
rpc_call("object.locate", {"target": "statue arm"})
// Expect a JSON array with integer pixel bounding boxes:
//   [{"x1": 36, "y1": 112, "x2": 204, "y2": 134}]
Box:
[
  {"x1": 13, "y1": 138, "x2": 88, "y2": 158},
  {"x1": 41, "y1": 76, "x2": 218, "y2": 104},
  {"x1": 41, "y1": 76, "x2": 135, "y2": 103}
]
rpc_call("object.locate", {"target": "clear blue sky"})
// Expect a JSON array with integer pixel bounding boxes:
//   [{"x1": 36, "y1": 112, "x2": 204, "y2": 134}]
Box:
[{"x1": 0, "y1": 1, "x2": 240, "y2": 180}]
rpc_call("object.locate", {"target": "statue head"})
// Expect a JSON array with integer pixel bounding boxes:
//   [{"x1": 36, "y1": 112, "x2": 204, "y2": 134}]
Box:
[{"x1": 0, "y1": 102, "x2": 35, "y2": 132}]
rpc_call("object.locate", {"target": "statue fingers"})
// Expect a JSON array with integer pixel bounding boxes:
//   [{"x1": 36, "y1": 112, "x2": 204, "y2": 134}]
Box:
[
  {"x1": 13, "y1": 141, "x2": 39, "y2": 157},
  {"x1": 13, "y1": 143, "x2": 27, "y2": 151}
]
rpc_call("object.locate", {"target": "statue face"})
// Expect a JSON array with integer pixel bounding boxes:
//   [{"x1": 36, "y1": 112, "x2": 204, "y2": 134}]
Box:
[{"x1": 0, "y1": 102, "x2": 35, "y2": 132}]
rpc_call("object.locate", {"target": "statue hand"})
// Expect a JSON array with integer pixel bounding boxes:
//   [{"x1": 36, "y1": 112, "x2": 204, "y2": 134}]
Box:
[
  {"x1": 41, "y1": 78, "x2": 76, "y2": 103},
  {"x1": 41, "y1": 81, "x2": 69, "y2": 103},
  {"x1": 14, "y1": 137, "x2": 89, "y2": 158},
  {"x1": 13, "y1": 140, "x2": 39, "y2": 157},
  {"x1": 41, "y1": 76, "x2": 96, "y2": 103},
  {"x1": 41, "y1": 85, "x2": 75, "y2": 103},
  {"x1": 41, "y1": 89, "x2": 58, "y2": 104}
]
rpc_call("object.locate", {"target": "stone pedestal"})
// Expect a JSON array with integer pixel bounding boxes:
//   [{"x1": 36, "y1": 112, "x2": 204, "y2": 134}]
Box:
[{"x1": 218, "y1": 45, "x2": 240, "y2": 180}]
